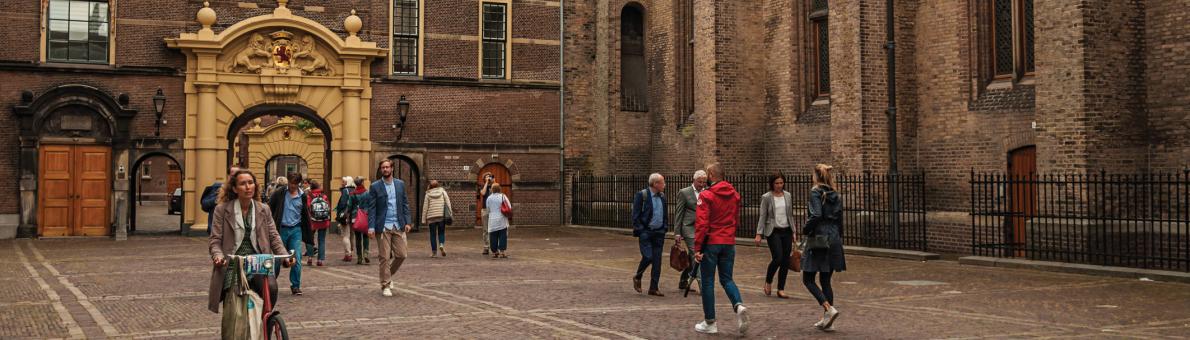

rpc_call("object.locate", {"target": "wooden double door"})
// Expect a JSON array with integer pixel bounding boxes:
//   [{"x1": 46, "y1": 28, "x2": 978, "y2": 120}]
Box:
[{"x1": 39, "y1": 145, "x2": 111, "y2": 237}]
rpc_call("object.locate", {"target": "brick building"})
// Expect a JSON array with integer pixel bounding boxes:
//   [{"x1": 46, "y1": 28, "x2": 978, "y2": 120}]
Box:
[
  {"x1": 562, "y1": 0, "x2": 1188, "y2": 253},
  {"x1": 0, "y1": 0, "x2": 562, "y2": 238}
]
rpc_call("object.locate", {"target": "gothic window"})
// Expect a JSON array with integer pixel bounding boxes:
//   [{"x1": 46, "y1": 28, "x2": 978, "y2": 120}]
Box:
[
  {"x1": 675, "y1": 0, "x2": 693, "y2": 125},
  {"x1": 986, "y1": 0, "x2": 1034, "y2": 80},
  {"x1": 47, "y1": 0, "x2": 110, "y2": 64},
  {"x1": 392, "y1": 0, "x2": 420, "y2": 75},
  {"x1": 809, "y1": 0, "x2": 830, "y2": 96},
  {"x1": 481, "y1": 3, "x2": 508, "y2": 79},
  {"x1": 620, "y1": 5, "x2": 648, "y2": 112}
]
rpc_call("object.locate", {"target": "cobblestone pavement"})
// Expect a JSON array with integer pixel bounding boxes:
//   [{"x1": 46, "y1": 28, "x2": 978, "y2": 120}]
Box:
[
  {"x1": 3, "y1": 226, "x2": 1189, "y2": 339},
  {"x1": 133, "y1": 204, "x2": 184, "y2": 234}
]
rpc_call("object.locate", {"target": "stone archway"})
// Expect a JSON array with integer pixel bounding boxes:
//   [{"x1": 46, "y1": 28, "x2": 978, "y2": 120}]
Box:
[
  {"x1": 238, "y1": 116, "x2": 328, "y2": 190},
  {"x1": 167, "y1": 3, "x2": 385, "y2": 229}
]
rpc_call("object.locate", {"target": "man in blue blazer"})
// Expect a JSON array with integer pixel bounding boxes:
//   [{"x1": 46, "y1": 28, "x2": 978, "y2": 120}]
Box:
[
  {"x1": 631, "y1": 173, "x2": 668, "y2": 296},
  {"x1": 366, "y1": 159, "x2": 412, "y2": 297}
]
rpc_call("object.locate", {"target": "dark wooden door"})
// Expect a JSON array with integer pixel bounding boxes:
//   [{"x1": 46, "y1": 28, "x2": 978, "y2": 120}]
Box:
[
  {"x1": 39, "y1": 145, "x2": 111, "y2": 237},
  {"x1": 475, "y1": 163, "x2": 511, "y2": 225},
  {"x1": 1008, "y1": 146, "x2": 1036, "y2": 257}
]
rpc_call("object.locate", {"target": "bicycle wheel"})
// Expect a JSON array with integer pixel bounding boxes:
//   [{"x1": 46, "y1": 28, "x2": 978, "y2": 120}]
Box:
[{"x1": 266, "y1": 314, "x2": 289, "y2": 340}]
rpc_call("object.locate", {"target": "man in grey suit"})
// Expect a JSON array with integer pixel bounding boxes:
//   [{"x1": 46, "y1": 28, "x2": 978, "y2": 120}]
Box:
[{"x1": 674, "y1": 170, "x2": 708, "y2": 293}]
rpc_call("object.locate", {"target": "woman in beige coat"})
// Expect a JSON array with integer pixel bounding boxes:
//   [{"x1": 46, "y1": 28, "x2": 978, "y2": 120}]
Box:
[
  {"x1": 421, "y1": 180, "x2": 453, "y2": 257},
  {"x1": 207, "y1": 169, "x2": 292, "y2": 335}
]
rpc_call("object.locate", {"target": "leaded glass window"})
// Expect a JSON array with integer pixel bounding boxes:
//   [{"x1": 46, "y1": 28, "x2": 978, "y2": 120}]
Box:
[
  {"x1": 987, "y1": 0, "x2": 1034, "y2": 80},
  {"x1": 992, "y1": 0, "x2": 1013, "y2": 77},
  {"x1": 810, "y1": 0, "x2": 830, "y2": 95}
]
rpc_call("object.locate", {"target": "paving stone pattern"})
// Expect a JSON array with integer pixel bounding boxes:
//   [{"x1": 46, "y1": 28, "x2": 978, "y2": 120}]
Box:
[{"x1": 2, "y1": 227, "x2": 1189, "y2": 339}]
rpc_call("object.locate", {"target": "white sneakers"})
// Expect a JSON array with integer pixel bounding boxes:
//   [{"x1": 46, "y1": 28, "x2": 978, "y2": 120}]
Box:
[
  {"x1": 694, "y1": 321, "x2": 718, "y2": 334},
  {"x1": 381, "y1": 282, "x2": 394, "y2": 297},
  {"x1": 820, "y1": 306, "x2": 840, "y2": 331},
  {"x1": 735, "y1": 304, "x2": 749, "y2": 334}
]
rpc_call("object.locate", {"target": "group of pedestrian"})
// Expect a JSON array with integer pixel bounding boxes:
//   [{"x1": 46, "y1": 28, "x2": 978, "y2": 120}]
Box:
[{"x1": 630, "y1": 162, "x2": 847, "y2": 334}]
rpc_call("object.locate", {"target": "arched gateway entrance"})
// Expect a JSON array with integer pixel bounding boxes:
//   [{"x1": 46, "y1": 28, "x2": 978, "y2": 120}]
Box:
[{"x1": 167, "y1": 3, "x2": 386, "y2": 230}]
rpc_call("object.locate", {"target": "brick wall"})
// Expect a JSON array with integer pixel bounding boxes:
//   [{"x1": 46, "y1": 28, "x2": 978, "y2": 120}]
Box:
[{"x1": 1145, "y1": 0, "x2": 1190, "y2": 172}]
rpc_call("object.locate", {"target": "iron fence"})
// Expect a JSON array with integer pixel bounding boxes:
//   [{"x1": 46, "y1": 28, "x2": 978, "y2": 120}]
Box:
[
  {"x1": 971, "y1": 170, "x2": 1190, "y2": 272},
  {"x1": 570, "y1": 171, "x2": 927, "y2": 251}
]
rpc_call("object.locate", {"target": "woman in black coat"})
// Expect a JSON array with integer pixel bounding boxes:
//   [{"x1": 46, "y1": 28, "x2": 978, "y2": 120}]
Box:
[{"x1": 801, "y1": 164, "x2": 845, "y2": 332}]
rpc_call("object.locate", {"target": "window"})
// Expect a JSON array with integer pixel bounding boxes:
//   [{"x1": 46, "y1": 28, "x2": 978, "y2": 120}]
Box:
[
  {"x1": 142, "y1": 161, "x2": 152, "y2": 178},
  {"x1": 392, "y1": 0, "x2": 420, "y2": 75},
  {"x1": 987, "y1": 0, "x2": 1034, "y2": 80},
  {"x1": 620, "y1": 5, "x2": 647, "y2": 112},
  {"x1": 809, "y1": 0, "x2": 830, "y2": 96},
  {"x1": 676, "y1": 0, "x2": 694, "y2": 124},
  {"x1": 481, "y1": 3, "x2": 508, "y2": 79},
  {"x1": 47, "y1": 0, "x2": 110, "y2": 64}
]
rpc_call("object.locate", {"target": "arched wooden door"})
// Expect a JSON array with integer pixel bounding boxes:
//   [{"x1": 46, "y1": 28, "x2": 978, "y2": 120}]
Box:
[
  {"x1": 475, "y1": 163, "x2": 512, "y2": 225},
  {"x1": 1007, "y1": 146, "x2": 1037, "y2": 257}
]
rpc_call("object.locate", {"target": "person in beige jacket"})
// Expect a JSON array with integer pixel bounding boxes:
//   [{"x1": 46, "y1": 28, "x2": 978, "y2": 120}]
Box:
[{"x1": 421, "y1": 180, "x2": 453, "y2": 257}]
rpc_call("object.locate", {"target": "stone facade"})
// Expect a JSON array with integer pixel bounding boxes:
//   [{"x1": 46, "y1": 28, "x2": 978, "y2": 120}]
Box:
[
  {"x1": 563, "y1": 0, "x2": 1188, "y2": 254},
  {"x1": 0, "y1": 0, "x2": 562, "y2": 237}
]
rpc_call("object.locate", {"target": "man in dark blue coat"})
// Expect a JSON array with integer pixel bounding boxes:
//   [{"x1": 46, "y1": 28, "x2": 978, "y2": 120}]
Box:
[
  {"x1": 367, "y1": 159, "x2": 411, "y2": 297},
  {"x1": 631, "y1": 173, "x2": 668, "y2": 296}
]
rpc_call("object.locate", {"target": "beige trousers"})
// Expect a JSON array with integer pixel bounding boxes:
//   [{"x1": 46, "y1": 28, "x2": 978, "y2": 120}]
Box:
[
  {"x1": 378, "y1": 230, "x2": 408, "y2": 286},
  {"x1": 338, "y1": 223, "x2": 353, "y2": 256}
]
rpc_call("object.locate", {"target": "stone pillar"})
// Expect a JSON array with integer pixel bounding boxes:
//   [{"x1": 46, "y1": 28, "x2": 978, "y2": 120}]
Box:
[
  {"x1": 342, "y1": 88, "x2": 363, "y2": 183},
  {"x1": 193, "y1": 84, "x2": 219, "y2": 231}
]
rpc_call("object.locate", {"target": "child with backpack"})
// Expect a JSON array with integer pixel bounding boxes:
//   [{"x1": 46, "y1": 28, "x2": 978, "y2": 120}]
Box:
[{"x1": 306, "y1": 181, "x2": 333, "y2": 266}]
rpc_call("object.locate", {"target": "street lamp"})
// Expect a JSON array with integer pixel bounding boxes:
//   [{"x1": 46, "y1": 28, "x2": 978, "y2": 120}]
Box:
[
  {"x1": 395, "y1": 95, "x2": 410, "y2": 141},
  {"x1": 152, "y1": 88, "x2": 166, "y2": 137}
]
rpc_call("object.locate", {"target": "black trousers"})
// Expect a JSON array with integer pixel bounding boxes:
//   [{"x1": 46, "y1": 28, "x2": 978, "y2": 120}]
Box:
[
  {"x1": 803, "y1": 271, "x2": 835, "y2": 306},
  {"x1": 765, "y1": 227, "x2": 794, "y2": 290}
]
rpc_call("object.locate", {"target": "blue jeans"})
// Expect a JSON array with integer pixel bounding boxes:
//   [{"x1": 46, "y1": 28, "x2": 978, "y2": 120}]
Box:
[
  {"x1": 277, "y1": 226, "x2": 303, "y2": 288},
  {"x1": 316, "y1": 228, "x2": 328, "y2": 261},
  {"x1": 634, "y1": 231, "x2": 665, "y2": 292},
  {"x1": 428, "y1": 221, "x2": 446, "y2": 252},
  {"x1": 699, "y1": 244, "x2": 743, "y2": 322},
  {"x1": 489, "y1": 229, "x2": 507, "y2": 252}
]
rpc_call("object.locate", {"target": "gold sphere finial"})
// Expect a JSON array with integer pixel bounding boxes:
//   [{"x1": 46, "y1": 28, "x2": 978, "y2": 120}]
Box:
[{"x1": 344, "y1": 9, "x2": 362, "y2": 36}]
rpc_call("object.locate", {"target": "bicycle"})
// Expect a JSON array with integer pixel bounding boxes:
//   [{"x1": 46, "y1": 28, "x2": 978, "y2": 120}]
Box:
[{"x1": 225, "y1": 252, "x2": 293, "y2": 340}]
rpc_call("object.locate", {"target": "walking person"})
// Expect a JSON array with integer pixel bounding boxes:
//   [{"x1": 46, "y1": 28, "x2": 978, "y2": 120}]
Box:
[
  {"x1": 306, "y1": 181, "x2": 332, "y2": 267},
  {"x1": 367, "y1": 160, "x2": 412, "y2": 297},
  {"x1": 201, "y1": 165, "x2": 240, "y2": 231},
  {"x1": 477, "y1": 173, "x2": 495, "y2": 255},
  {"x1": 207, "y1": 169, "x2": 292, "y2": 338},
  {"x1": 802, "y1": 164, "x2": 846, "y2": 331},
  {"x1": 485, "y1": 183, "x2": 511, "y2": 258},
  {"x1": 693, "y1": 163, "x2": 749, "y2": 335},
  {"x1": 674, "y1": 170, "x2": 707, "y2": 294},
  {"x1": 299, "y1": 178, "x2": 317, "y2": 261},
  {"x1": 335, "y1": 177, "x2": 356, "y2": 263},
  {"x1": 338, "y1": 177, "x2": 371, "y2": 265},
  {"x1": 755, "y1": 171, "x2": 797, "y2": 298},
  {"x1": 631, "y1": 173, "x2": 668, "y2": 297},
  {"x1": 268, "y1": 172, "x2": 310, "y2": 295},
  {"x1": 422, "y1": 180, "x2": 453, "y2": 257}
]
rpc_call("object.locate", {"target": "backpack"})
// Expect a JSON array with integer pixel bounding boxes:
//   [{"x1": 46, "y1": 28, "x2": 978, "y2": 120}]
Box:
[{"x1": 310, "y1": 195, "x2": 331, "y2": 222}]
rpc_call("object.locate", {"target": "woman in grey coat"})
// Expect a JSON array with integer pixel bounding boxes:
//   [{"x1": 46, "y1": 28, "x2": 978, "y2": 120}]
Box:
[
  {"x1": 802, "y1": 164, "x2": 845, "y2": 332},
  {"x1": 754, "y1": 172, "x2": 797, "y2": 298}
]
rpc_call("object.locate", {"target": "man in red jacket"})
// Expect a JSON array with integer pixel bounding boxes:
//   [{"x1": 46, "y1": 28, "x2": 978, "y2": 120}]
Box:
[{"x1": 692, "y1": 162, "x2": 748, "y2": 335}]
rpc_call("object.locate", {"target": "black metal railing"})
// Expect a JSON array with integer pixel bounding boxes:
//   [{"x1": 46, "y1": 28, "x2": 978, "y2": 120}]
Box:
[
  {"x1": 971, "y1": 170, "x2": 1190, "y2": 272},
  {"x1": 570, "y1": 171, "x2": 928, "y2": 251}
]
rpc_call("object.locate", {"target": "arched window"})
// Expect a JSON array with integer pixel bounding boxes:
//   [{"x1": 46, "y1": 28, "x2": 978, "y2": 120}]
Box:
[{"x1": 620, "y1": 5, "x2": 648, "y2": 112}]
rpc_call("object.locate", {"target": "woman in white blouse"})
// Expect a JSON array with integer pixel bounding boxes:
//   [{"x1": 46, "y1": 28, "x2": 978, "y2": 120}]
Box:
[{"x1": 755, "y1": 172, "x2": 797, "y2": 298}]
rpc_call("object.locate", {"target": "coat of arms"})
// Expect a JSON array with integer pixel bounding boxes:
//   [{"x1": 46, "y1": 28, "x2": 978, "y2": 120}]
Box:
[{"x1": 225, "y1": 30, "x2": 333, "y2": 75}]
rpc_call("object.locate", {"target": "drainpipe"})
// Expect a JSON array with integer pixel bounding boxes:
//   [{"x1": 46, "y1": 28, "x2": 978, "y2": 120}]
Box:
[
  {"x1": 559, "y1": 0, "x2": 567, "y2": 226},
  {"x1": 885, "y1": 0, "x2": 901, "y2": 240}
]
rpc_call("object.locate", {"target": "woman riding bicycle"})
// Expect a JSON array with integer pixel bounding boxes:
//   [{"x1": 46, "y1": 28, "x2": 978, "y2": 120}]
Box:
[{"x1": 208, "y1": 169, "x2": 294, "y2": 338}]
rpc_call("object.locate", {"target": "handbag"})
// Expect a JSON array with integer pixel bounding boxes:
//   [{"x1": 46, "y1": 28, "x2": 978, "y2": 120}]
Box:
[
  {"x1": 500, "y1": 196, "x2": 512, "y2": 217},
  {"x1": 669, "y1": 242, "x2": 690, "y2": 271},
  {"x1": 804, "y1": 234, "x2": 831, "y2": 250},
  {"x1": 443, "y1": 200, "x2": 454, "y2": 226},
  {"x1": 352, "y1": 208, "x2": 370, "y2": 232},
  {"x1": 789, "y1": 249, "x2": 803, "y2": 272}
]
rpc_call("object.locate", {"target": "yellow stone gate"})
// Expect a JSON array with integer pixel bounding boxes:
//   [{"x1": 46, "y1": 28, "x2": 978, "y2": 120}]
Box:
[{"x1": 167, "y1": 2, "x2": 385, "y2": 230}]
